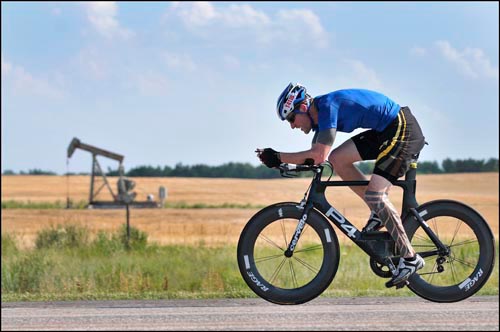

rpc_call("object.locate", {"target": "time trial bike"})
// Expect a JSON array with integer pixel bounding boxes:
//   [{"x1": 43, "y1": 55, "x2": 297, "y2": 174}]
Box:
[{"x1": 237, "y1": 161, "x2": 495, "y2": 304}]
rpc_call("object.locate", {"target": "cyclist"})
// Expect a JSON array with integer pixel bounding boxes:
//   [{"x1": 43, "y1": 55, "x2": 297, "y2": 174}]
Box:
[{"x1": 257, "y1": 83, "x2": 426, "y2": 286}]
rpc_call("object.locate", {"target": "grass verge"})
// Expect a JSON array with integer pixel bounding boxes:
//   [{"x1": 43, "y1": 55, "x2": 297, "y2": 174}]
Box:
[{"x1": 1, "y1": 226, "x2": 498, "y2": 302}]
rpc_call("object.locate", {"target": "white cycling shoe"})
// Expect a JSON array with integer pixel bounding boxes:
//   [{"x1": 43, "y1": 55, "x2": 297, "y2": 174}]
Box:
[{"x1": 386, "y1": 254, "x2": 425, "y2": 287}]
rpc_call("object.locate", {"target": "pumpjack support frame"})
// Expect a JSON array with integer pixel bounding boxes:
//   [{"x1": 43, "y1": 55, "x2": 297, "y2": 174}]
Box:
[{"x1": 66, "y1": 137, "x2": 159, "y2": 209}]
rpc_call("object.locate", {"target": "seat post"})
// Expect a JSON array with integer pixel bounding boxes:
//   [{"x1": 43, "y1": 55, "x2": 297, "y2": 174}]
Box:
[
  {"x1": 404, "y1": 164, "x2": 417, "y2": 181},
  {"x1": 404, "y1": 153, "x2": 421, "y2": 182},
  {"x1": 401, "y1": 161, "x2": 419, "y2": 210}
]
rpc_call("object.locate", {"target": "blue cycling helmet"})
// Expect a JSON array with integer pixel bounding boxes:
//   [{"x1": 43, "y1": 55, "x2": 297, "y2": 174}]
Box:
[{"x1": 276, "y1": 82, "x2": 309, "y2": 121}]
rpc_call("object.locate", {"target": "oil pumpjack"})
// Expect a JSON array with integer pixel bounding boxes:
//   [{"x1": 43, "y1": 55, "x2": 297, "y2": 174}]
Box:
[{"x1": 67, "y1": 137, "x2": 165, "y2": 209}]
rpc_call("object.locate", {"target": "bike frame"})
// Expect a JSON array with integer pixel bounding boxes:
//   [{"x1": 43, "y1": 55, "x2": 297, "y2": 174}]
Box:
[{"x1": 285, "y1": 165, "x2": 449, "y2": 270}]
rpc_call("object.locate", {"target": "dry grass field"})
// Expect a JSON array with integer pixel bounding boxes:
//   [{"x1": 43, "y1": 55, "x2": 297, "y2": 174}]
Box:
[{"x1": 2, "y1": 173, "x2": 498, "y2": 249}]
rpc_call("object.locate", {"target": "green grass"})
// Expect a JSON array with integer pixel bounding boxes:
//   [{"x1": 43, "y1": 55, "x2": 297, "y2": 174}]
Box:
[
  {"x1": 2, "y1": 200, "x2": 88, "y2": 209},
  {"x1": 1, "y1": 226, "x2": 498, "y2": 302}
]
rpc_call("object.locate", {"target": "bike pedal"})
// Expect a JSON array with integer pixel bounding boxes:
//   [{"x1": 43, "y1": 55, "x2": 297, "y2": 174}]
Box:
[
  {"x1": 385, "y1": 279, "x2": 409, "y2": 289},
  {"x1": 395, "y1": 280, "x2": 409, "y2": 289}
]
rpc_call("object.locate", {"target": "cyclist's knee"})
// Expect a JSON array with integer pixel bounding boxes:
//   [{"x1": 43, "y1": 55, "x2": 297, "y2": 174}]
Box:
[
  {"x1": 328, "y1": 149, "x2": 350, "y2": 169},
  {"x1": 328, "y1": 151, "x2": 340, "y2": 168},
  {"x1": 328, "y1": 142, "x2": 361, "y2": 169}
]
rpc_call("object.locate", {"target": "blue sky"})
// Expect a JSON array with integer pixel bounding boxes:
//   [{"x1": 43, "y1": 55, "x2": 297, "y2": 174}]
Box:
[{"x1": 2, "y1": 2, "x2": 499, "y2": 174}]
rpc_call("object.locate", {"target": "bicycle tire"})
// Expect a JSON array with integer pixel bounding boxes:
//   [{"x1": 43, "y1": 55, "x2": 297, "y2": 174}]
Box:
[
  {"x1": 237, "y1": 202, "x2": 340, "y2": 305},
  {"x1": 404, "y1": 200, "x2": 495, "y2": 302}
]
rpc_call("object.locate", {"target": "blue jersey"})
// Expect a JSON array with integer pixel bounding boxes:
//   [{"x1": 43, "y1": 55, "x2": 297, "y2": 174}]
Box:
[{"x1": 314, "y1": 89, "x2": 400, "y2": 133}]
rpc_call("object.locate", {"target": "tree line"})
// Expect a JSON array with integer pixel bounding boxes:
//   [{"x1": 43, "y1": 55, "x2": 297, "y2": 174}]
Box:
[{"x1": 3, "y1": 158, "x2": 498, "y2": 178}]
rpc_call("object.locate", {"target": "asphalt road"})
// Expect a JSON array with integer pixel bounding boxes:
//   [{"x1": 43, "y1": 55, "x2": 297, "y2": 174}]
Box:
[{"x1": 1, "y1": 296, "x2": 498, "y2": 331}]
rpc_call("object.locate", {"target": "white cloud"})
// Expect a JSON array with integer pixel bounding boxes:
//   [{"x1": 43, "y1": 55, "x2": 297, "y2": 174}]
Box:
[
  {"x1": 2, "y1": 56, "x2": 65, "y2": 100},
  {"x1": 342, "y1": 59, "x2": 383, "y2": 89},
  {"x1": 171, "y1": 1, "x2": 217, "y2": 27},
  {"x1": 221, "y1": 4, "x2": 270, "y2": 28},
  {"x1": 171, "y1": 2, "x2": 269, "y2": 28},
  {"x1": 83, "y1": 2, "x2": 133, "y2": 39},
  {"x1": 162, "y1": 52, "x2": 197, "y2": 72},
  {"x1": 167, "y1": 2, "x2": 328, "y2": 48},
  {"x1": 73, "y1": 48, "x2": 110, "y2": 80},
  {"x1": 276, "y1": 9, "x2": 328, "y2": 48},
  {"x1": 434, "y1": 40, "x2": 498, "y2": 79}
]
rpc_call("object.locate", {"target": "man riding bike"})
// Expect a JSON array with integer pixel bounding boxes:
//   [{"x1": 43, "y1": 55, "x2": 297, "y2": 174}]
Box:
[{"x1": 257, "y1": 83, "x2": 426, "y2": 286}]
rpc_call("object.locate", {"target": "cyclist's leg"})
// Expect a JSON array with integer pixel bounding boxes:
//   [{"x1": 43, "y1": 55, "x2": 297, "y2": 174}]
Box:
[
  {"x1": 328, "y1": 137, "x2": 370, "y2": 200},
  {"x1": 365, "y1": 174, "x2": 415, "y2": 259},
  {"x1": 367, "y1": 106, "x2": 425, "y2": 259}
]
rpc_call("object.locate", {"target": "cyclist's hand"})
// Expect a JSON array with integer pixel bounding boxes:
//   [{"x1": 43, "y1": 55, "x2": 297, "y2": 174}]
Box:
[{"x1": 256, "y1": 148, "x2": 281, "y2": 168}]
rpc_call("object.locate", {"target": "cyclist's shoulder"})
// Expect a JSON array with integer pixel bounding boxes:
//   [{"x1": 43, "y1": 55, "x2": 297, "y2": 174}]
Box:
[
  {"x1": 314, "y1": 90, "x2": 355, "y2": 113},
  {"x1": 315, "y1": 89, "x2": 370, "y2": 103},
  {"x1": 314, "y1": 91, "x2": 340, "y2": 107}
]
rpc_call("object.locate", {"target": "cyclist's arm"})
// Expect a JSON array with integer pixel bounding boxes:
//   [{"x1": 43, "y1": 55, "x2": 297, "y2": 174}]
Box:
[{"x1": 279, "y1": 129, "x2": 336, "y2": 165}]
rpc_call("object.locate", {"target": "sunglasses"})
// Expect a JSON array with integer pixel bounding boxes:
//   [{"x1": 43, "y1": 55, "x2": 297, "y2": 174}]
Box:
[{"x1": 286, "y1": 107, "x2": 301, "y2": 124}]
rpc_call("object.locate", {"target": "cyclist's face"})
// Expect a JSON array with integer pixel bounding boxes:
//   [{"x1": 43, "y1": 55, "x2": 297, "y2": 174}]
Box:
[{"x1": 288, "y1": 106, "x2": 312, "y2": 134}]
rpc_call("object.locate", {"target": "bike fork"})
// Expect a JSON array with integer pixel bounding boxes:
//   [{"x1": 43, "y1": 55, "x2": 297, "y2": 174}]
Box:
[{"x1": 284, "y1": 199, "x2": 312, "y2": 257}]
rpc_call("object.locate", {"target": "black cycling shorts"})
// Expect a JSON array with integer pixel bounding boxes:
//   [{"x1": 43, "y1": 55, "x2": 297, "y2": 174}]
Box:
[{"x1": 351, "y1": 106, "x2": 426, "y2": 184}]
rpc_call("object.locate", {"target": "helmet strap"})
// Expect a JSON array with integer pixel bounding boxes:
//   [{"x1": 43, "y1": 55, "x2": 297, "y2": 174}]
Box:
[{"x1": 305, "y1": 98, "x2": 318, "y2": 131}]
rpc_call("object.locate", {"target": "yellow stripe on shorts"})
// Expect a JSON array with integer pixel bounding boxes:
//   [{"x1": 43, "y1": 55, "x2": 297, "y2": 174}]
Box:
[{"x1": 376, "y1": 111, "x2": 407, "y2": 162}]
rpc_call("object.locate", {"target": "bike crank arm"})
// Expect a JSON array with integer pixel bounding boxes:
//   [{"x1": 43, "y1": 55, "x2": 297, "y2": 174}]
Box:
[{"x1": 382, "y1": 257, "x2": 398, "y2": 275}]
